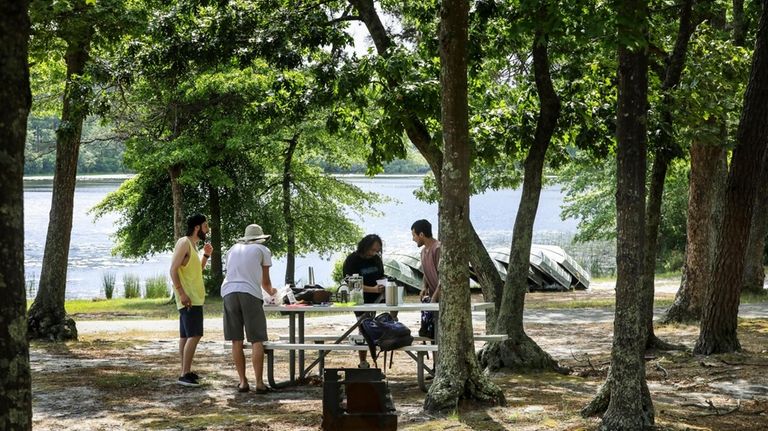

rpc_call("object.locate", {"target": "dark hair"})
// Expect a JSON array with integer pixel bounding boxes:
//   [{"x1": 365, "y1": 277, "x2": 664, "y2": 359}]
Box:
[
  {"x1": 356, "y1": 234, "x2": 382, "y2": 256},
  {"x1": 411, "y1": 219, "x2": 433, "y2": 238},
  {"x1": 185, "y1": 213, "x2": 207, "y2": 236}
]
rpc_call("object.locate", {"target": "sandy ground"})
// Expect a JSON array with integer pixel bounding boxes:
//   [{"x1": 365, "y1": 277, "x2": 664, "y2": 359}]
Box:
[{"x1": 30, "y1": 283, "x2": 768, "y2": 431}]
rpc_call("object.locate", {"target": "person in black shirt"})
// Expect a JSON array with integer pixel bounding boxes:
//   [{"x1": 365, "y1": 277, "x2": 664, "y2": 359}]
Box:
[{"x1": 343, "y1": 234, "x2": 385, "y2": 368}]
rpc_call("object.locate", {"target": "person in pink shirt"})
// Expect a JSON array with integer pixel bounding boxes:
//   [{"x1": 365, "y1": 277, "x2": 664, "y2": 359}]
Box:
[{"x1": 411, "y1": 219, "x2": 441, "y2": 303}]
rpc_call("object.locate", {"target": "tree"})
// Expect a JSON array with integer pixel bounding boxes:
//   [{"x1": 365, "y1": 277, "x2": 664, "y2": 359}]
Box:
[
  {"x1": 662, "y1": 138, "x2": 727, "y2": 322},
  {"x1": 661, "y1": 11, "x2": 752, "y2": 323},
  {"x1": 478, "y1": 0, "x2": 567, "y2": 372},
  {"x1": 348, "y1": 0, "x2": 504, "y2": 330},
  {"x1": 423, "y1": 0, "x2": 504, "y2": 413},
  {"x1": 0, "y1": 0, "x2": 32, "y2": 428},
  {"x1": 582, "y1": 0, "x2": 655, "y2": 427},
  {"x1": 28, "y1": 0, "x2": 140, "y2": 340},
  {"x1": 639, "y1": 0, "x2": 697, "y2": 350},
  {"x1": 741, "y1": 161, "x2": 768, "y2": 296},
  {"x1": 695, "y1": 0, "x2": 768, "y2": 355}
]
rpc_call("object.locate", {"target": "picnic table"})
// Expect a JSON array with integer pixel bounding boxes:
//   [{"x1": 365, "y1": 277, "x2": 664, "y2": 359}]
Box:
[{"x1": 262, "y1": 301, "x2": 499, "y2": 390}]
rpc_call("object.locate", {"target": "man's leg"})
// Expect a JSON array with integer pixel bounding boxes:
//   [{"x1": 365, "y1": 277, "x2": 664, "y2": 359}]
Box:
[
  {"x1": 179, "y1": 337, "x2": 188, "y2": 377},
  {"x1": 252, "y1": 341, "x2": 266, "y2": 390},
  {"x1": 182, "y1": 335, "x2": 201, "y2": 375},
  {"x1": 232, "y1": 340, "x2": 247, "y2": 387}
]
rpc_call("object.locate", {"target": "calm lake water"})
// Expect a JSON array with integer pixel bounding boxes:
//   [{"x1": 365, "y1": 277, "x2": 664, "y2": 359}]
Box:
[{"x1": 23, "y1": 175, "x2": 578, "y2": 299}]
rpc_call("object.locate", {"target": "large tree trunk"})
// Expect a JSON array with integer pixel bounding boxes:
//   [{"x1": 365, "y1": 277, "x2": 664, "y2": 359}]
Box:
[
  {"x1": 583, "y1": 0, "x2": 655, "y2": 427},
  {"x1": 662, "y1": 140, "x2": 727, "y2": 323},
  {"x1": 695, "y1": 2, "x2": 768, "y2": 355},
  {"x1": 741, "y1": 165, "x2": 768, "y2": 296},
  {"x1": 28, "y1": 36, "x2": 93, "y2": 341},
  {"x1": 423, "y1": 0, "x2": 505, "y2": 413},
  {"x1": 349, "y1": 0, "x2": 503, "y2": 330},
  {"x1": 208, "y1": 184, "x2": 223, "y2": 296},
  {"x1": 0, "y1": 0, "x2": 32, "y2": 427},
  {"x1": 169, "y1": 164, "x2": 184, "y2": 240},
  {"x1": 479, "y1": 21, "x2": 566, "y2": 373},
  {"x1": 641, "y1": 0, "x2": 696, "y2": 350},
  {"x1": 282, "y1": 135, "x2": 299, "y2": 285}
]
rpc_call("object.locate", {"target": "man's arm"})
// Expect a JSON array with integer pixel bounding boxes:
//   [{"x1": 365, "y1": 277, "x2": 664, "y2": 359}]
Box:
[
  {"x1": 261, "y1": 265, "x2": 277, "y2": 296},
  {"x1": 201, "y1": 242, "x2": 213, "y2": 270},
  {"x1": 431, "y1": 246, "x2": 441, "y2": 302},
  {"x1": 170, "y1": 238, "x2": 191, "y2": 307}
]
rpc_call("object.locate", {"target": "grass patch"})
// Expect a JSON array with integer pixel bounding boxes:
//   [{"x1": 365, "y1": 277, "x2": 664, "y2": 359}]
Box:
[
  {"x1": 30, "y1": 297, "x2": 227, "y2": 320},
  {"x1": 123, "y1": 274, "x2": 141, "y2": 299},
  {"x1": 102, "y1": 272, "x2": 116, "y2": 299},
  {"x1": 144, "y1": 275, "x2": 169, "y2": 299}
]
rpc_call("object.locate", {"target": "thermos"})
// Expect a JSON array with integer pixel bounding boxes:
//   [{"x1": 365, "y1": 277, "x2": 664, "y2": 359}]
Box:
[{"x1": 385, "y1": 280, "x2": 398, "y2": 306}]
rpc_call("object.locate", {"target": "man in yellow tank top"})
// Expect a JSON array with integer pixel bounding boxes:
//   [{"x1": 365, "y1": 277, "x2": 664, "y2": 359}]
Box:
[{"x1": 170, "y1": 213, "x2": 213, "y2": 387}]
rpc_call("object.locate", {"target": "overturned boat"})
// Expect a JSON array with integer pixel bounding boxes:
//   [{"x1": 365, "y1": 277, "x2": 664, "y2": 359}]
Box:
[{"x1": 383, "y1": 245, "x2": 590, "y2": 292}]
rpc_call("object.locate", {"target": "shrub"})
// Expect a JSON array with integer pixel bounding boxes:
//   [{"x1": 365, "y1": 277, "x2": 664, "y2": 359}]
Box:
[
  {"x1": 145, "y1": 275, "x2": 169, "y2": 299},
  {"x1": 123, "y1": 274, "x2": 141, "y2": 299},
  {"x1": 331, "y1": 258, "x2": 345, "y2": 284},
  {"x1": 102, "y1": 272, "x2": 116, "y2": 299}
]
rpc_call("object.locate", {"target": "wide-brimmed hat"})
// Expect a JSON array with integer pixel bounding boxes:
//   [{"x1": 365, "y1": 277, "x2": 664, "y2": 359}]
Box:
[{"x1": 238, "y1": 224, "x2": 271, "y2": 243}]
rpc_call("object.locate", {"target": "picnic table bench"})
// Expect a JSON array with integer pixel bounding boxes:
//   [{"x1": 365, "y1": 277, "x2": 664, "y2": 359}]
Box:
[
  {"x1": 266, "y1": 333, "x2": 508, "y2": 391},
  {"x1": 262, "y1": 302, "x2": 501, "y2": 391}
]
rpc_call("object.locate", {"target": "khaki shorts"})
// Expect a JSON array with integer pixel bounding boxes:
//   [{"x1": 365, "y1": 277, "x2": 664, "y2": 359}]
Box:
[{"x1": 223, "y1": 292, "x2": 267, "y2": 342}]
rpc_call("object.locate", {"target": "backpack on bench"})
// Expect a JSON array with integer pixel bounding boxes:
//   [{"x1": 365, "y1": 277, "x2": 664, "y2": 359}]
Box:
[{"x1": 359, "y1": 312, "x2": 414, "y2": 368}]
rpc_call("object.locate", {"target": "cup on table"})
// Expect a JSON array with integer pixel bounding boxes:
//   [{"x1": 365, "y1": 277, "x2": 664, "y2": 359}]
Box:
[{"x1": 376, "y1": 279, "x2": 387, "y2": 294}]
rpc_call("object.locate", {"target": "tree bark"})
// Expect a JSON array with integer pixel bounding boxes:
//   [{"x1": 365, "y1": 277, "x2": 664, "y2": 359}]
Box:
[
  {"x1": 479, "y1": 19, "x2": 566, "y2": 373},
  {"x1": 169, "y1": 164, "x2": 184, "y2": 240},
  {"x1": 583, "y1": 0, "x2": 655, "y2": 427},
  {"x1": 733, "y1": 0, "x2": 747, "y2": 47},
  {"x1": 349, "y1": 0, "x2": 503, "y2": 330},
  {"x1": 741, "y1": 163, "x2": 768, "y2": 296},
  {"x1": 208, "y1": 184, "x2": 223, "y2": 296},
  {"x1": 423, "y1": 0, "x2": 505, "y2": 413},
  {"x1": 282, "y1": 135, "x2": 299, "y2": 285},
  {"x1": 641, "y1": 0, "x2": 695, "y2": 350},
  {"x1": 695, "y1": 1, "x2": 768, "y2": 355},
  {"x1": 0, "y1": 0, "x2": 32, "y2": 427},
  {"x1": 662, "y1": 140, "x2": 727, "y2": 323},
  {"x1": 28, "y1": 35, "x2": 93, "y2": 341}
]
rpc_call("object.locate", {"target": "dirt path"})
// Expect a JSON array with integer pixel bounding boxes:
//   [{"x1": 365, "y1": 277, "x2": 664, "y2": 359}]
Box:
[{"x1": 31, "y1": 289, "x2": 768, "y2": 430}]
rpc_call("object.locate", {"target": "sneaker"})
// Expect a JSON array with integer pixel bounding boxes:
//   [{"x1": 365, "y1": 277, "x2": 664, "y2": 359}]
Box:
[
  {"x1": 188, "y1": 372, "x2": 200, "y2": 383},
  {"x1": 177, "y1": 373, "x2": 200, "y2": 387},
  {"x1": 358, "y1": 361, "x2": 370, "y2": 369}
]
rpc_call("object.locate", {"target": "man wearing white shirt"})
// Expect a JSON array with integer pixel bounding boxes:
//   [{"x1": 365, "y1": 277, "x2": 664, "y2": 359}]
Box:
[{"x1": 221, "y1": 224, "x2": 277, "y2": 394}]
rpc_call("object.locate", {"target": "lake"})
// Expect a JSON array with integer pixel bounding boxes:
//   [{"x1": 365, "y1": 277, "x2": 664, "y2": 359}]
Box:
[{"x1": 23, "y1": 175, "x2": 579, "y2": 299}]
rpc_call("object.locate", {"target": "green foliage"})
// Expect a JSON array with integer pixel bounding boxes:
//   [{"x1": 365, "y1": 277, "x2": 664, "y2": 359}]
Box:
[
  {"x1": 331, "y1": 258, "x2": 345, "y2": 285},
  {"x1": 102, "y1": 272, "x2": 116, "y2": 299},
  {"x1": 25, "y1": 116, "x2": 127, "y2": 175},
  {"x1": 144, "y1": 275, "x2": 169, "y2": 299},
  {"x1": 123, "y1": 274, "x2": 140, "y2": 299}
]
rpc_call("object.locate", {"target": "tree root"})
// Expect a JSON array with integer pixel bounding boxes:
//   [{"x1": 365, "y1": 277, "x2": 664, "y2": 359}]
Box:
[
  {"x1": 478, "y1": 334, "x2": 570, "y2": 374},
  {"x1": 646, "y1": 334, "x2": 687, "y2": 352},
  {"x1": 28, "y1": 312, "x2": 78, "y2": 341},
  {"x1": 659, "y1": 303, "x2": 700, "y2": 324},
  {"x1": 581, "y1": 371, "x2": 655, "y2": 429},
  {"x1": 423, "y1": 364, "x2": 506, "y2": 414},
  {"x1": 581, "y1": 379, "x2": 611, "y2": 417}
]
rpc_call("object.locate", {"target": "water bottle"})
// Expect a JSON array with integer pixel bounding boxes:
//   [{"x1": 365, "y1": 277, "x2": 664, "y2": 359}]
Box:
[
  {"x1": 339, "y1": 282, "x2": 349, "y2": 303},
  {"x1": 285, "y1": 284, "x2": 297, "y2": 304}
]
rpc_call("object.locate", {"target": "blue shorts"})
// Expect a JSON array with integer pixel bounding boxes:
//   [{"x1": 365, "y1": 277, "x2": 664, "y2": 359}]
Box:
[{"x1": 179, "y1": 306, "x2": 204, "y2": 338}]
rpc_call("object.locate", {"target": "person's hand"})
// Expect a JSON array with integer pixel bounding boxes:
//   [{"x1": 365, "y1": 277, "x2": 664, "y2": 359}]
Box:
[
  {"x1": 179, "y1": 292, "x2": 192, "y2": 308},
  {"x1": 203, "y1": 242, "x2": 213, "y2": 256},
  {"x1": 377, "y1": 284, "x2": 385, "y2": 293}
]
